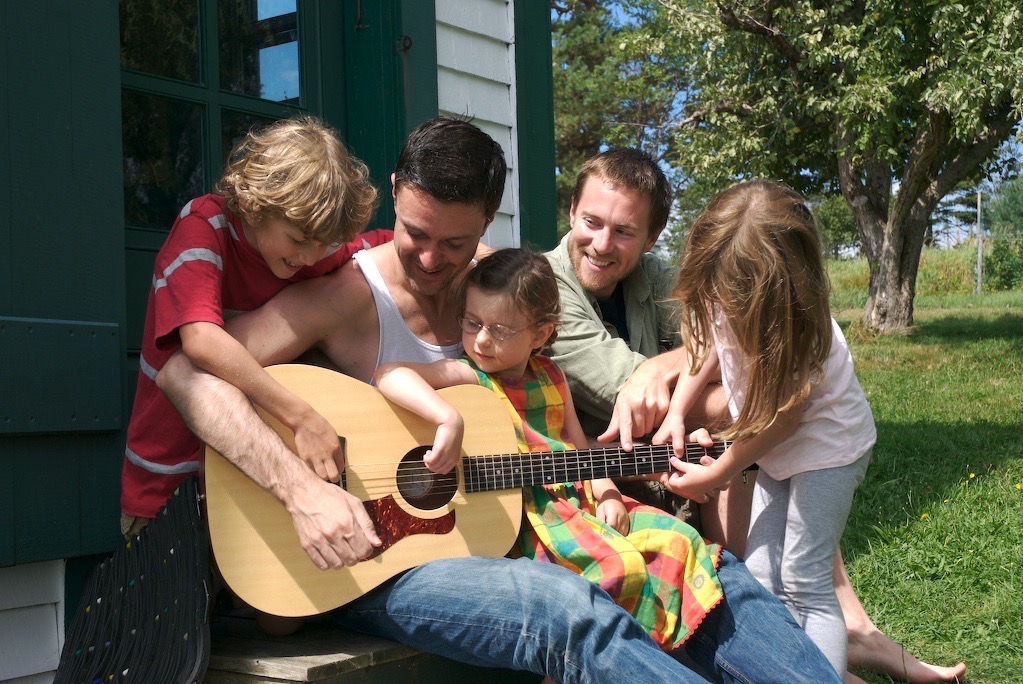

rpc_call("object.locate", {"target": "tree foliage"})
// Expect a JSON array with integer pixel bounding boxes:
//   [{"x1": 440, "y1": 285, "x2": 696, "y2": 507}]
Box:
[
  {"x1": 812, "y1": 193, "x2": 860, "y2": 258},
  {"x1": 655, "y1": 0, "x2": 1023, "y2": 332},
  {"x1": 983, "y1": 177, "x2": 1023, "y2": 287},
  {"x1": 987, "y1": 177, "x2": 1023, "y2": 237},
  {"x1": 551, "y1": 1, "x2": 690, "y2": 236}
]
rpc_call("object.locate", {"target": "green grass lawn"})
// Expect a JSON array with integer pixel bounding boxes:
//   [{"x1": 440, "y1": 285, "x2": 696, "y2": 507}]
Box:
[{"x1": 832, "y1": 286, "x2": 1022, "y2": 683}]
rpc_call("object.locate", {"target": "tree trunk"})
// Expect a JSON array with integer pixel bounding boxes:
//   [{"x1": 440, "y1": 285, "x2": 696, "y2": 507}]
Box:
[
  {"x1": 836, "y1": 150, "x2": 924, "y2": 333},
  {"x1": 861, "y1": 212, "x2": 928, "y2": 333},
  {"x1": 847, "y1": 177, "x2": 933, "y2": 334},
  {"x1": 837, "y1": 122, "x2": 944, "y2": 334}
]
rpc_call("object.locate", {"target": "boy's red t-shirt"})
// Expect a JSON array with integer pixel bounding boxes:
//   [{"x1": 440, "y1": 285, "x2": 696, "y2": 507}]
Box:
[{"x1": 120, "y1": 193, "x2": 392, "y2": 517}]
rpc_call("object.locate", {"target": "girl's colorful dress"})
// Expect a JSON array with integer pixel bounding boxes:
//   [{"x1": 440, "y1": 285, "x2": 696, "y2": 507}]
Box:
[{"x1": 462, "y1": 355, "x2": 723, "y2": 650}]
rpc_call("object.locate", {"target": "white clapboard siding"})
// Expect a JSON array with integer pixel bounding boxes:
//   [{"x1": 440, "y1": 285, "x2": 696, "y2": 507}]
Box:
[
  {"x1": 0, "y1": 561, "x2": 64, "y2": 683},
  {"x1": 438, "y1": 69, "x2": 514, "y2": 127},
  {"x1": 436, "y1": 24, "x2": 510, "y2": 86},
  {"x1": 436, "y1": 0, "x2": 512, "y2": 43},
  {"x1": 436, "y1": 0, "x2": 520, "y2": 248}
]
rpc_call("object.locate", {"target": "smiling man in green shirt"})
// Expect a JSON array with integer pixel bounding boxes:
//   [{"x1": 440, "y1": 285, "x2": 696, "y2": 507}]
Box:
[{"x1": 543, "y1": 148, "x2": 717, "y2": 516}]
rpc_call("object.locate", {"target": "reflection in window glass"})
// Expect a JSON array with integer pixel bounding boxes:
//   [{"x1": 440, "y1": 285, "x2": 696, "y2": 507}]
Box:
[
  {"x1": 120, "y1": 0, "x2": 200, "y2": 83},
  {"x1": 122, "y1": 91, "x2": 205, "y2": 230},
  {"x1": 221, "y1": 111, "x2": 276, "y2": 170},
  {"x1": 257, "y1": 0, "x2": 296, "y2": 20},
  {"x1": 219, "y1": 0, "x2": 301, "y2": 104},
  {"x1": 259, "y1": 42, "x2": 300, "y2": 102}
]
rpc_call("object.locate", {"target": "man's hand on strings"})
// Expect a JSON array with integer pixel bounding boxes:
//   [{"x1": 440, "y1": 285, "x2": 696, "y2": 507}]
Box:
[
  {"x1": 598, "y1": 361, "x2": 674, "y2": 451},
  {"x1": 651, "y1": 406, "x2": 688, "y2": 457}
]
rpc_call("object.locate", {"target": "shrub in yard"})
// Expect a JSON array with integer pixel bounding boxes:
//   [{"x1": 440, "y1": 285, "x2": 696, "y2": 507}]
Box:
[{"x1": 984, "y1": 238, "x2": 1023, "y2": 290}]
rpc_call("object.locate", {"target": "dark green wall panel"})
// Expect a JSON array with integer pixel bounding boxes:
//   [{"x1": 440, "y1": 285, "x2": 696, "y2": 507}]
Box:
[
  {"x1": 0, "y1": 440, "x2": 13, "y2": 566},
  {"x1": 68, "y1": 0, "x2": 127, "y2": 323},
  {"x1": 0, "y1": 430, "x2": 123, "y2": 567},
  {"x1": 0, "y1": 0, "x2": 12, "y2": 568},
  {"x1": 8, "y1": 433, "x2": 121, "y2": 564},
  {"x1": 14, "y1": 441, "x2": 80, "y2": 560},
  {"x1": 5, "y1": 1, "x2": 124, "y2": 322},
  {"x1": 7, "y1": 4, "x2": 76, "y2": 319},
  {"x1": 73, "y1": 438, "x2": 125, "y2": 557},
  {"x1": 2, "y1": 1, "x2": 126, "y2": 566},
  {"x1": 314, "y1": 1, "x2": 348, "y2": 131}
]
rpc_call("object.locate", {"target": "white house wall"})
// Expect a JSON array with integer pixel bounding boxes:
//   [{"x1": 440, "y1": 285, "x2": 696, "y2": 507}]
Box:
[
  {"x1": 0, "y1": 561, "x2": 64, "y2": 683},
  {"x1": 436, "y1": 0, "x2": 520, "y2": 248}
]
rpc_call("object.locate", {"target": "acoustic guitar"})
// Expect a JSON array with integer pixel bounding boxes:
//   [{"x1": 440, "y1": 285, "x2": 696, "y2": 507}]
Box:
[{"x1": 204, "y1": 363, "x2": 727, "y2": 617}]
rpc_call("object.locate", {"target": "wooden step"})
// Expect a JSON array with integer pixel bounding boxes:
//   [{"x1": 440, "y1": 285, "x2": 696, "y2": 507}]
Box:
[{"x1": 205, "y1": 615, "x2": 538, "y2": 683}]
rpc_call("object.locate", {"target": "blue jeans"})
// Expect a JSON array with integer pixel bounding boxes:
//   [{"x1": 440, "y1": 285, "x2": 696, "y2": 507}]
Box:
[
  {"x1": 333, "y1": 552, "x2": 840, "y2": 684},
  {"x1": 683, "y1": 550, "x2": 843, "y2": 682}
]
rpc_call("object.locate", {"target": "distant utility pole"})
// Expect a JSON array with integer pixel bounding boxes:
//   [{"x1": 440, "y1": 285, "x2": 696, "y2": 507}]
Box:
[{"x1": 976, "y1": 191, "x2": 983, "y2": 295}]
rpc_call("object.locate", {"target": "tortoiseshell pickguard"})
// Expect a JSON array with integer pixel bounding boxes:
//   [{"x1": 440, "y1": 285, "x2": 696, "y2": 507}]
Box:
[{"x1": 363, "y1": 495, "x2": 455, "y2": 558}]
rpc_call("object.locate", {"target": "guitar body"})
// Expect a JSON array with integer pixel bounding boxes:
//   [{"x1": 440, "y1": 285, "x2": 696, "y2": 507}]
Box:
[{"x1": 204, "y1": 364, "x2": 521, "y2": 617}]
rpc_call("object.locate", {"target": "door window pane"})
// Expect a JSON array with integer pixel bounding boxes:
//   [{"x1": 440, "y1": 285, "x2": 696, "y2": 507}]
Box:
[
  {"x1": 120, "y1": 0, "x2": 201, "y2": 83},
  {"x1": 122, "y1": 91, "x2": 205, "y2": 230},
  {"x1": 218, "y1": 0, "x2": 301, "y2": 104}
]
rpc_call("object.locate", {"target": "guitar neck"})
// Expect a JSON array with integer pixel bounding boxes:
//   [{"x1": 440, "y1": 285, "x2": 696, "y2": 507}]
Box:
[{"x1": 462, "y1": 441, "x2": 728, "y2": 493}]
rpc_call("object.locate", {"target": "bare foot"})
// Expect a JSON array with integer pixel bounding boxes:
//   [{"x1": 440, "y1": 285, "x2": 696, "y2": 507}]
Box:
[
  {"x1": 845, "y1": 672, "x2": 868, "y2": 684},
  {"x1": 847, "y1": 628, "x2": 966, "y2": 682}
]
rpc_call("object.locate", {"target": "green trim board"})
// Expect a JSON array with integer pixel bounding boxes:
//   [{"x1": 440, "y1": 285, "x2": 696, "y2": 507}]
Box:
[
  {"x1": 0, "y1": 0, "x2": 11, "y2": 313},
  {"x1": 0, "y1": 439, "x2": 12, "y2": 567},
  {"x1": 401, "y1": 0, "x2": 439, "y2": 133},
  {"x1": 315, "y1": 1, "x2": 348, "y2": 128},
  {"x1": 342, "y1": 0, "x2": 407, "y2": 229},
  {"x1": 513, "y1": 2, "x2": 558, "y2": 251}
]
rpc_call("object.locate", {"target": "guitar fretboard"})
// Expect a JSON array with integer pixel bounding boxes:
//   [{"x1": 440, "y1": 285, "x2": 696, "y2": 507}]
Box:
[{"x1": 462, "y1": 442, "x2": 727, "y2": 493}]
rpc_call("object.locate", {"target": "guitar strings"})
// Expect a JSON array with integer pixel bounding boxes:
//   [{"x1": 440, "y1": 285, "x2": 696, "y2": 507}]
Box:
[
  {"x1": 341, "y1": 443, "x2": 725, "y2": 478},
  {"x1": 328, "y1": 443, "x2": 729, "y2": 498},
  {"x1": 333, "y1": 442, "x2": 725, "y2": 472}
]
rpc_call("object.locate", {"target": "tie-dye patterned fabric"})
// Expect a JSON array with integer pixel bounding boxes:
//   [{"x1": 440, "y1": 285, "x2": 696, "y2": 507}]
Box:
[{"x1": 461, "y1": 356, "x2": 723, "y2": 650}]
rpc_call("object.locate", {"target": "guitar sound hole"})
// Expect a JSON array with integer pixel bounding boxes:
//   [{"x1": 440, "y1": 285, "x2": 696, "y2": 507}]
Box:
[{"x1": 396, "y1": 446, "x2": 457, "y2": 511}]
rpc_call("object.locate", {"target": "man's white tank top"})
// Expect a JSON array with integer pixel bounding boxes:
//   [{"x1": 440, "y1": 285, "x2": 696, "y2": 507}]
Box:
[{"x1": 353, "y1": 250, "x2": 462, "y2": 372}]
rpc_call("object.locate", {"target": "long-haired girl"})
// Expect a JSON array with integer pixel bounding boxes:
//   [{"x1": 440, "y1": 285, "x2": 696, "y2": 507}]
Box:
[{"x1": 655, "y1": 179, "x2": 876, "y2": 675}]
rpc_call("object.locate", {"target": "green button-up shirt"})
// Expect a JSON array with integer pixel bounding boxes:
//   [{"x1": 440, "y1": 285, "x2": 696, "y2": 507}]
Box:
[{"x1": 545, "y1": 234, "x2": 681, "y2": 436}]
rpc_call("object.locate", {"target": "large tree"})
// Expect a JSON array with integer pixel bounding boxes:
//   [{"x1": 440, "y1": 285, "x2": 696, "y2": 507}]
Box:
[{"x1": 656, "y1": 0, "x2": 1022, "y2": 332}]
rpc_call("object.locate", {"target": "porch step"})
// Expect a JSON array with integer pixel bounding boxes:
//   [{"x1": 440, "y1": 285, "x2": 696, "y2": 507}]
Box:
[{"x1": 205, "y1": 615, "x2": 537, "y2": 683}]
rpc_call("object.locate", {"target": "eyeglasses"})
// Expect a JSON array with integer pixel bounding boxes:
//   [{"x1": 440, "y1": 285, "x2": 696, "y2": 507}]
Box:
[{"x1": 457, "y1": 316, "x2": 533, "y2": 342}]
